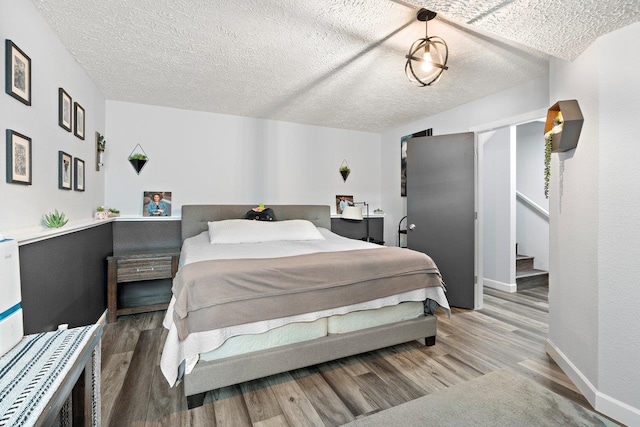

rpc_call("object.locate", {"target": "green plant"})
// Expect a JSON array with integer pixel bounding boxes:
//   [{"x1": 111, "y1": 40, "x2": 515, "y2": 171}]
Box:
[
  {"x1": 108, "y1": 208, "x2": 120, "y2": 213},
  {"x1": 97, "y1": 134, "x2": 106, "y2": 151},
  {"x1": 43, "y1": 209, "x2": 68, "y2": 228},
  {"x1": 543, "y1": 111, "x2": 564, "y2": 199},
  {"x1": 96, "y1": 206, "x2": 106, "y2": 212},
  {"x1": 129, "y1": 153, "x2": 148, "y2": 161},
  {"x1": 339, "y1": 166, "x2": 350, "y2": 172}
]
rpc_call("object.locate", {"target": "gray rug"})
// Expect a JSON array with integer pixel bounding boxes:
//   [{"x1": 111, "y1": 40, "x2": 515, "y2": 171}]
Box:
[{"x1": 343, "y1": 368, "x2": 616, "y2": 427}]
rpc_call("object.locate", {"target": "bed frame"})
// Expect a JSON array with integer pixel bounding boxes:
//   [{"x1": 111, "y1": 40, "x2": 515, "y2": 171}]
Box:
[{"x1": 179, "y1": 204, "x2": 438, "y2": 408}]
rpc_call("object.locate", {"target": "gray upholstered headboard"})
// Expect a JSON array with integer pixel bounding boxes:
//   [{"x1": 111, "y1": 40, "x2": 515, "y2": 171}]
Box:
[{"x1": 181, "y1": 205, "x2": 331, "y2": 241}]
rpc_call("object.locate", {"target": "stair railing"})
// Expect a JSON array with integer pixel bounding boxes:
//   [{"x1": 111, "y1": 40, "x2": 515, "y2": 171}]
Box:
[{"x1": 516, "y1": 190, "x2": 549, "y2": 219}]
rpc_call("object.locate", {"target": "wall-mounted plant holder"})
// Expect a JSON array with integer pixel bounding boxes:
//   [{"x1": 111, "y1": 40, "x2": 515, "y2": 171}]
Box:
[
  {"x1": 128, "y1": 144, "x2": 148, "y2": 175},
  {"x1": 339, "y1": 159, "x2": 351, "y2": 182},
  {"x1": 96, "y1": 132, "x2": 106, "y2": 171},
  {"x1": 544, "y1": 99, "x2": 584, "y2": 153}
]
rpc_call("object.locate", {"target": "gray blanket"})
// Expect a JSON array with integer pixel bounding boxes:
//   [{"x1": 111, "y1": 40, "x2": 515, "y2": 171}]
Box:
[{"x1": 172, "y1": 247, "x2": 444, "y2": 340}]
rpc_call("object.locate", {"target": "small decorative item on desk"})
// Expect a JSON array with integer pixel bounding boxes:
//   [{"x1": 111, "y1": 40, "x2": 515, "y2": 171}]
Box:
[
  {"x1": 108, "y1": 208, "x2": 120, "y2": 218},
  {"x1": 43, "y1": 209, "x2": 68, "y2": 228},
  {"x1": 94, "y1": 206, "x2": 108, "y2": 220},
  {"x1": 374, "y1": 208, "x2": 384, "y2": 214}
]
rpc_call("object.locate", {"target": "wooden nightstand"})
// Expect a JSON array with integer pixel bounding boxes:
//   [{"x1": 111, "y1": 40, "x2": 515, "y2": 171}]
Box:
[{"x1": 107, "y1": 248, "x2": 180, "y2": 323}]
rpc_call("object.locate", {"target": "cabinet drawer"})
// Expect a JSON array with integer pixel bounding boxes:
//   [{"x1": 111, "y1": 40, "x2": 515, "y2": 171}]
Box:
[{"x1": 117, "y1": 257, "x2": 173, "y2": 282}]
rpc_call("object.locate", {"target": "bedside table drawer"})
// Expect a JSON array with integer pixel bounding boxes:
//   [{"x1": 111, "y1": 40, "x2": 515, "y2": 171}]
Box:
[{"x1": 117, "y1": 257, "x2": 173, "y2": 282}]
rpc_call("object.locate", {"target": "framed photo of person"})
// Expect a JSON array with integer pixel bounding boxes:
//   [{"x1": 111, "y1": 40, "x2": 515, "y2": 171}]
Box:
[
  {"x1": 6, "y1": 129, "x2": 32, "y2": 185},
  {"x1": 335, "y1": 194, "x2": 354, "y2": 214},
  {"x1": 58, "y1": 88, "x2": 72, "y2": 131},
  {"x1": 143, "y1": 191, "x2": 172, "y2": 217},
  {"x1": 5, "y1": 40, "x2": 31, "y2": 106},
  {"x1": 74, "y1": 158, "x2": 85, "y2": 191},
  {"x1": 74, "y1": 102, "x2": 85, "y2": 139},
  {"x1": 58, "y1": 151, "x2": 72, "y2": 190}
]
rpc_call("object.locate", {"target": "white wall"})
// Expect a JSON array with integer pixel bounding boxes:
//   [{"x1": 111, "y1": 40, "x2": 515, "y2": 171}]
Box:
[
  {"x1": 380, "y1": 76, "x2": 549, "y2": 246},
  {"x1": 597, "y1": 23, "x2": 640, "y2": 420},
  {"x1": 516, "y1": 121, "x2": 549, "y2": 270},
  {"x1": 0, "y1": 1, "x2": 105, "y2": 233},
  {"x1": 104, "y1": 101, "x2": 381, "y2": 216},
  {"x1": 548, "y1": 22, "x2": 640, "y2": 425},
  {"x1": 482, "y1": 127, "x2": 515, "y2": 288}
]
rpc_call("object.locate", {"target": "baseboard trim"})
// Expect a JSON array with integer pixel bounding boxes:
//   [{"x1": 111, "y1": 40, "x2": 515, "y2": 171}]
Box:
[
  {"x1": 483, "y1": 278, "x2": 516, "y2": 293},
  {"x1": 546, "y1": 339, "x2": 640, "y2": 426}
]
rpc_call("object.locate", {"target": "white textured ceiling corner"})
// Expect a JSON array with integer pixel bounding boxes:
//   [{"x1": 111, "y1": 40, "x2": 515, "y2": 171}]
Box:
[{"x1": 30, "y1": 0, "x2": 640, "y2": 133}]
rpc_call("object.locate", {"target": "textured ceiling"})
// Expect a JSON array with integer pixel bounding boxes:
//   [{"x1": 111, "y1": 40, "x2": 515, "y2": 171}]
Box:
[{"x1": 31, "y1": 0, "x2": 640, "y2": 133}]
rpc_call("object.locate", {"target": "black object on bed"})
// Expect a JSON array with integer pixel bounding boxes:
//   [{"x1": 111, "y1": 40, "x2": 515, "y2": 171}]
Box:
[{"x1": 243, "y1": 207, "x2": 276, "y2": 221}]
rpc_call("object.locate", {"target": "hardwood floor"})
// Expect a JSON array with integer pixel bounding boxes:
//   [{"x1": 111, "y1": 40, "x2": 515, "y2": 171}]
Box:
[{"x1": 100, "y1": 287, "x2": 597, "y2": 426}]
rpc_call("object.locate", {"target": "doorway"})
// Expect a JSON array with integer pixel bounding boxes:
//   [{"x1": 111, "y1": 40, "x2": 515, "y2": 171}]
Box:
[{"x1": 476, "y1": 115, "x2": 549, "y2": 296}]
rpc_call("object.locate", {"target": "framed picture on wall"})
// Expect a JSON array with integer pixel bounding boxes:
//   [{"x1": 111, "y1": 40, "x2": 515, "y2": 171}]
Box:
[
  {"x1": 5, "y1": 40, "x2": 31, "y2": 106},
  {"x1": 74, "y1": 102, "x2": 85, "y2": 139},
  {"x1": 58, "y1": 88, "x2": 72, "y2": 131},
  {"x1": 401, "y1": 128, "x2": 432, "y2": 197},
  {"x1": 58, "y1": 151, "x2": 72, "y2": 190},
  {"x1": 6, "y1": 129, "x2": 32, "y2": 185},
  {"x1": 143, "y1": 191, "x2": 172, "y2": 217},
  {"x1": 74, "y1": 158, "x2": 85, "y2": 191}
]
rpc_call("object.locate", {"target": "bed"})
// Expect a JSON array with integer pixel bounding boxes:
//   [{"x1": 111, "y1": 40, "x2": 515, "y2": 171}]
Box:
[{"x1": 160, "y1": 204, "x2": 449, "y2": 408}]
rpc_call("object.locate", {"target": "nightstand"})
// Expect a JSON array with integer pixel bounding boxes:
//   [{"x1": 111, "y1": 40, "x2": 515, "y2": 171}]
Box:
[
  {"x1": 107, "y1": 247, "x2": 180, "y2": 323},
  {"x1": 331, "y1": 217, "x2": 384, "y2": 243}
]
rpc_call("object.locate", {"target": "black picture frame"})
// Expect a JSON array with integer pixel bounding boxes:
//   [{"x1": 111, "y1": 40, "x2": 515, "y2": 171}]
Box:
[
  {"x1": 58, "y1": 151, "x2": 72, "y2": 190},
  {"x1": 6, "y1": 129, "x2": 32, "y2": 185},
  {"x1": 74, "y1": 102, "x2": 85, "y2": 140},
  {"x1": 58, "y1": 88, "x2": 72, "y2": 131},
  {"x1": 5, "y1": 40, "x2": 31, "y2": 106},
  {"x1": 74, "y1": 157, "x2": 85, "y2": 191}
]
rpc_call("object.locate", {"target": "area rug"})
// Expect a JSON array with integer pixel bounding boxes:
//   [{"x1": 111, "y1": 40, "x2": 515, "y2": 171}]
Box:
[{"x1": 343, "y1": 368, "x2": 616, "y2": 426}]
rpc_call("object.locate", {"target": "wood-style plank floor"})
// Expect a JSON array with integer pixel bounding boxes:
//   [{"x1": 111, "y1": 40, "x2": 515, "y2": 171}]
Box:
[{"x1": 100, "y1": 287, "x2": 600, "y2": 426}]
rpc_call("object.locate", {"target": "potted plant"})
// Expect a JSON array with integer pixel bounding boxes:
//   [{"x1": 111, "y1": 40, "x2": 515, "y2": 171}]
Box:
[
  {"x1": 43, "y1": 209, "x2": 68, "y2": 228},
  {"x1": 543, "y1": 111, "x2": 563, "y2": 198},
  {"x1": 108, "y1": 208, "x2": 120, "y2": 218},
  {"x1": 95, "y1": 206, "x2": 109, "y2": 220},
  {"x1": 128, "y1": 153, "x2": 148, "y2": 174},
  {"x1": 339, "y1": 165, "x2": 351, "y2": 182},
  {"x1": 97, "y1": 134, "x2": 106, "y2": 169}
]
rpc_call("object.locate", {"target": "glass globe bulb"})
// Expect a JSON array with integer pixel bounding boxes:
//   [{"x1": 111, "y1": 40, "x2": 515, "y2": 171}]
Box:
[{"x1": 421, "y1": 47, "x2": 434, "y2": 72}]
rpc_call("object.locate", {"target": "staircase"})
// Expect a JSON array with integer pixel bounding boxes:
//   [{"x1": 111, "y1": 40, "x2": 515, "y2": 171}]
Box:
[{"x1": 516, "y1": 254, "x2": 548, "y2": 290}]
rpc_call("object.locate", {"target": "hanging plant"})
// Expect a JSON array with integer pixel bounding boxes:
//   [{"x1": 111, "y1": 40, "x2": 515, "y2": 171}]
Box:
[
  {"x1": 543, "y1": 112, "x2": 564, "y2": 198},
  {"x1": 544, "y1": 135, "x2": 552, "y2": 198}
]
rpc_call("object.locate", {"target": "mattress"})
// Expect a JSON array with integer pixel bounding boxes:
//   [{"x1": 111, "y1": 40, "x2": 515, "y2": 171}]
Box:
[
  {"x1": 198, "y1": 301, "x2": 424, "y2": 363},
  {"x1": 161, "y1": 227, "x2": 449, "y2": 385}
]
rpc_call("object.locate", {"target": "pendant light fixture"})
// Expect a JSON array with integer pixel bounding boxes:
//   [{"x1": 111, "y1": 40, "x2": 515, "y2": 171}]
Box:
[{"x1": 405, "y1": 8, "x2": 449, "y2": 87}]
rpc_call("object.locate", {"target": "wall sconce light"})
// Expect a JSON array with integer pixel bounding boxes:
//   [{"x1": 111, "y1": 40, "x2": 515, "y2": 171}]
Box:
[
  {"x1": 339, "y1": 159, "x2": 351, "y2": 182},
  {"x1": 405, "y1": 8, "x2": 449, "y2": 87}
]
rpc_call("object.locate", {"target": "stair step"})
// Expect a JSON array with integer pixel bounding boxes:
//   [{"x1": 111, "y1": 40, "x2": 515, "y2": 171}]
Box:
[
  {"x1": 516, "y1": 268, "x2": 548, "y2": 290},
  {"x1": 516, "y1": 255, "x2": 534, "y2": 272}
]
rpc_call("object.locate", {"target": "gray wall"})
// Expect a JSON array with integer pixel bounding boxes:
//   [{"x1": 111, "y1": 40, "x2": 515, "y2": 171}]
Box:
[{"x1": 19, "y1": 224, "x2": 112, "y2": 334}]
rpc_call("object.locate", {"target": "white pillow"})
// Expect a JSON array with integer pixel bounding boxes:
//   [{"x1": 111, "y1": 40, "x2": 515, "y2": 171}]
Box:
[{"x1": 208, "y1": 219, "x2": 325, "y2": 244}]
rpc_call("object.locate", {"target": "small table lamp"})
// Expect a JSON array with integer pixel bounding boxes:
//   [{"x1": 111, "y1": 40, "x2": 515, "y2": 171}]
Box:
[{"x1": 341, "y1": 202, "x2": 370, "y2": 242}]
